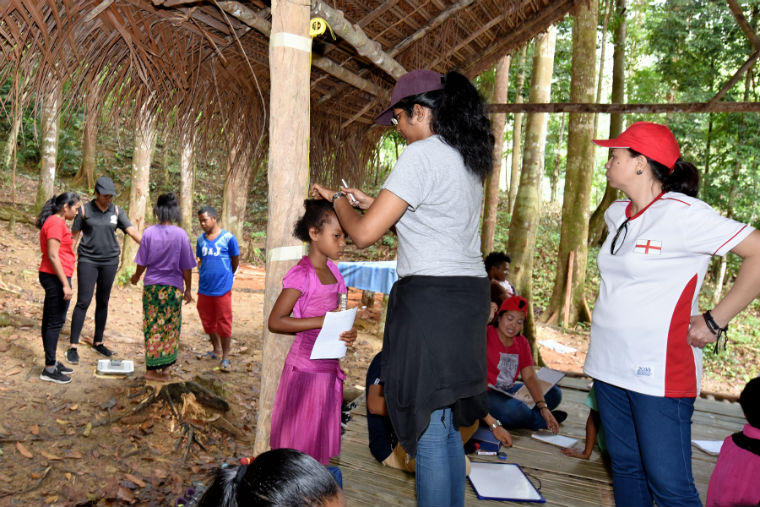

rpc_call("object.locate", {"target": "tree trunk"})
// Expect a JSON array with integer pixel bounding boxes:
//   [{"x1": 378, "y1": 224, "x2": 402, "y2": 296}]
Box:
[
  {"x1": 119, "y1": 103, "x2": 157, "y2": 278},
  {"x1": 588, "y1": 0, "x2": 626, "y2": 247},
  {"x1": 507, "y1": 26, "x2": 556, "y2": 361},
  {"x1": 34, "y1": 84, "x2": 61, "y2": 215},
  {"x1": 221, "y1": 139, "x2": 251, "y2": 254},
  {"x1": 508, "y1": 47, "x2": 528, "y2": 214},
  {"x1": 549, "y1": 113, "x2": 566, "y2": 203},
  {"x1": 543, "y1": 0, "x2": 598, "y2": 327},
  {"x1": 254, "y1": 0, "x2": 311, "y2": 455},
  {"x1": 74, "y1": 90, "x2": 98, "y2": 189},
  {"x1": 179, "y1": 129, "x2": 196, "y2": 236},
  {"x1": 3, "y1": 108, "x2": 21, "y2": 171},
  {"x1": 481, "y1": 54, "x2": 511, "y2": 255}
]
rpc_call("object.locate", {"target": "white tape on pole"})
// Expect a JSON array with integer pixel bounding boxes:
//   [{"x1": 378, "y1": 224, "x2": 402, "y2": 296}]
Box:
[
  {"x1": 267, "y1": 244, "x2": 306, "y2": 263},
  {"x1": 270, "y1": 32, "x2": 312, "y2": 53}
]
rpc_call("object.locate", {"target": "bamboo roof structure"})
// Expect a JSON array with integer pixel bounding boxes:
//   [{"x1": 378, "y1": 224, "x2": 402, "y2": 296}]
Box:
[{"x1": 0, "y1": 0, "x2": 577, "y2": 182}]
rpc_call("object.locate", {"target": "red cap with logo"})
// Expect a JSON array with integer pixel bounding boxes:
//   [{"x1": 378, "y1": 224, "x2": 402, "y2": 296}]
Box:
[
  {"x1": 499, "y1": 296, "x2": 529, "y2": 317},
  {"x1": 593, "y1": 121, "x2": 681, "y2": 173}
]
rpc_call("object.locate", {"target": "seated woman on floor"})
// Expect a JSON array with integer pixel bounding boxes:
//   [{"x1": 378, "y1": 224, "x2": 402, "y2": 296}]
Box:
[{"x1": 487, "y1": 296, "x2": 566, "y2": 432}]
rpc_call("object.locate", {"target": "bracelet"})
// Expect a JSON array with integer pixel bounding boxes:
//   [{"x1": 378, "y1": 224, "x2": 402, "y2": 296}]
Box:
[
  {"x1": 489, "y1": 420, "x2": 502, "y2": 432},
  {"x1": 536, "y1": 401, "x2": 548, "y2": 409},
  {"x1": 703, "y1": 310, "x2": 729, "y2": 353},
  {"x1": 331, "y1": 191, "x2": 345, "y2": 203}
]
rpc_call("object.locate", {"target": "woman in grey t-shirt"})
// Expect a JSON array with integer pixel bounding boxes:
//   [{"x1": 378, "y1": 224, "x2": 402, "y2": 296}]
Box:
[{"x1": 311, "y1": 69, "x2": 493, "y2": 507}]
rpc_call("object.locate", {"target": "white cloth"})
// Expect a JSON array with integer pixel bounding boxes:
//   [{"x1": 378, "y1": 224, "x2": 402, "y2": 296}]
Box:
[
  {"x1": 382, "y1": 135, "x2": 485, "y2": 278},
  {"x1": 585, "y1": 192, "x2": 753, "y2": 397}
]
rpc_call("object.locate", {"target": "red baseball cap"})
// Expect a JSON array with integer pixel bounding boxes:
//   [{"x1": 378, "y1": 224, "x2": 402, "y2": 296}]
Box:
[
  {"x1": 375, "y1": 69, "x2": 444, "y2": 126},
  {"x1": 593, "y1": 121, "x2": 681, "y2": 172},
  {"x1": 499, "y1": 296, "x2": 529, "y2": 317}
]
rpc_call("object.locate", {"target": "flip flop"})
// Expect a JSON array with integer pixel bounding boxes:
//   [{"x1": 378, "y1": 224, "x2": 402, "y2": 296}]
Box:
[
  {"x1": 220, "y1": 359, "x2": 231, "y2": 372},
  {"x1": 201, "y1": 351, "x2": 218, "y2": 360}
]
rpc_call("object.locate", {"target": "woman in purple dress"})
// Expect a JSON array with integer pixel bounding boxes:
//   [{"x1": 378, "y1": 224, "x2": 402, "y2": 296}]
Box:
[
  {"x1": 267, "y1": 199, "x2": 357, "y2": 464},
  {"x1": 130, "y1": 193, "x2": 197, "y2": 382}
]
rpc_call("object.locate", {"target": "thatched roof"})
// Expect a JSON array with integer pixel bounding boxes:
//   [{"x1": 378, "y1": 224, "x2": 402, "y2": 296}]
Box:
[{"x1": 0, "y1": 0, "x2": 575, "y2": 182}]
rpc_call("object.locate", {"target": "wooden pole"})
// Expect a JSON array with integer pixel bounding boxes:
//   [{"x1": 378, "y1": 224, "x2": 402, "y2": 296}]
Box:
[
  {"x1": 253, "y1": 0, "x2": 311, "y2": 456},
  {"x1": 489, "y1": 101, "x2": 760, "y2": 114},
  {"x1": 562, "y1": 250, "x2": 574, "y2": 329}
]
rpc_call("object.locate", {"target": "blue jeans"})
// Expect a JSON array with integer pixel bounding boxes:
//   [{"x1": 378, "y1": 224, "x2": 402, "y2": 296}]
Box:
[
  {"x1": 415, "y1": 408, "x2": 465, "y2": 507},
  {"x1": 487, "y1": 384, "x2": 562, "y2": 430},
  {"x1": 594, "y1": 380, "x2": 701, "y2": 507}
]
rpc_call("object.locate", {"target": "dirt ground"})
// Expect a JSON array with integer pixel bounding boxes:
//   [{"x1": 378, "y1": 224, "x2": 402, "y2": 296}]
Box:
[{"x1": 0, "y1": 178, "x2": 740, "y2": 506}]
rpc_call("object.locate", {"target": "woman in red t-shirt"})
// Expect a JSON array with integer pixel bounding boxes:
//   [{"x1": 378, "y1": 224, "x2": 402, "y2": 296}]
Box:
[
  {"x1": 36, "y1": 192, "x2": 81, "y2": 384},
  {"x1": 486, "y1": 296, "x2": 565, "y2": 431}
]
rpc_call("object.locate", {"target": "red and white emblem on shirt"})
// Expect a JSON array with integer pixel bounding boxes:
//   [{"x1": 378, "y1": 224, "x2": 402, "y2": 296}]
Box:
[{"x1": 634, "y1": 239, "x2": 662, "y2": 255}]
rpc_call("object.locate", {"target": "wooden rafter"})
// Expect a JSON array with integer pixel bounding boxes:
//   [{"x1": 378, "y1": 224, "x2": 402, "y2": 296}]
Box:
[
  {"x1": 726, "y1": 0, "x2": 760, "y2": 50},
  {"x1": 216, "y1": 1, "x2": 386, "y2": 97},
  {"x1": 708, "y1": 48, "x2": 760, "y2": 104},
  {"x1": 391, "y1": 0, "x2": 475, "y2": 56},
  {"x1": 311, "y1": 0, "x2": 406, "y2": 79},
  {"x1": 488, "y1": 102, "x2": 760, "y2": 114}
]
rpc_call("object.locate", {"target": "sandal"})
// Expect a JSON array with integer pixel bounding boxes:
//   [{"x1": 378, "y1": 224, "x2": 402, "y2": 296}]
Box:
[
  {"x1": 201, "y1": 351, "x2": 218, "y2": 360},
  {"x1": 220, "y1": 359, "x2": 231, "y2": 372}
]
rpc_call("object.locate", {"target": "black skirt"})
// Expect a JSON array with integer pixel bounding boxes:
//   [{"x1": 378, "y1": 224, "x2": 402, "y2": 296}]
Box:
[{"x1": 381, "y1": 275, "x2": 490, "y2": 458}]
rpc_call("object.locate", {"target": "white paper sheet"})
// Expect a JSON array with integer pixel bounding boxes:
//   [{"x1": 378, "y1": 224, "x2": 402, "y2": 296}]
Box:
[
  {"x1": 531, "y1": 433, "x2": 580, "y2": 448},
  {"x1": 467, "y1": 462, "x2": 544, "y2": 501},
  {"x1": 488, "y1": 367, "x2": 565, "y2": 409},
  {"x1": 309, "y1": 308, "x2": 357, "y2": 360},
  {"x1": 691, "y1": 439, "x2": 724, "y2": 456}
]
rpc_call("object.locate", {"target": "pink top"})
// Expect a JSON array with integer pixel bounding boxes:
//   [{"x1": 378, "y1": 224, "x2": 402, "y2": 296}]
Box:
[
  {"x1": 706, "y1": 423, "x2": 760, "y2": 507},
  {"x1": 486, "y1": 326, "x2": 534, "y2": 390}
]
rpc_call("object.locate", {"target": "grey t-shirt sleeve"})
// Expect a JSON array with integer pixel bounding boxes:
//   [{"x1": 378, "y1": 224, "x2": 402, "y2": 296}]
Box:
[
  {"x1": 117, "y1": 206, "x2": 133, "y2": 232},
  {"x1": 382, "y1": 143, "x2": 434, "y2": 211}
]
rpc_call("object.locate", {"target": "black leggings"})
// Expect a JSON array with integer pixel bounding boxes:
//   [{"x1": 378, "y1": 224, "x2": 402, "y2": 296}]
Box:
[
  {"x1": 39, "y1": 272, "x2": 71, "y2": 367},
  {"x1": 70, "y1": 262, "x2": 118, "y2": 344}
]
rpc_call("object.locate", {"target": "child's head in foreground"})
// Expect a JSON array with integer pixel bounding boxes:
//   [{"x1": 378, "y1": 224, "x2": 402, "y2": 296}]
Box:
[
  {"x1": 740, "y1": 376, "x2": 760, "y2": 429},
  {"x1": 198, "y1": 448, "x2": 344, "y2": 507}
]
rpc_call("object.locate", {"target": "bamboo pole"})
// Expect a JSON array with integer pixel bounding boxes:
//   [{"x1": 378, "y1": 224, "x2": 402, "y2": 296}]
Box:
[{"x1": 253, "y1": 0, "x2": 311, "y2": 455}]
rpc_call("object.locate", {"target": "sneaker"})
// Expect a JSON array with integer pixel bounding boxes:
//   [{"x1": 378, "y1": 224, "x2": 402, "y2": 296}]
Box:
[
  {"x1": 220, "y1": 359, "x2": 231, "y2": 372},
  {"x1": 551, "y1": 410, "x2": 568, "y2": 425},
  {"x1": 93, "y1": 343, "x2": 114, "y2": 357},
  {"x1": 56, "y1": 362, "x2": 74, "y2": 375},
  {"x1": 66, "y1": 347, "x2": 79, "y2": 365},
  {"x1": 40, "y1": 368, "x2": 72, "y2": 384}
]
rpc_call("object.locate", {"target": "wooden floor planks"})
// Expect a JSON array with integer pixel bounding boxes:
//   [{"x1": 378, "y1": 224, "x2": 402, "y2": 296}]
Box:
[{"x1": 332, "y1": 377, "x2": 739, "y2": 506}]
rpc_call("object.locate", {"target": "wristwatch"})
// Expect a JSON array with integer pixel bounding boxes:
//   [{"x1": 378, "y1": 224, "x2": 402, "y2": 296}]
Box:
[
  {"x1": 489, "y1": 419, "x2": 502, "y2": 432},
  {"x1": 332, "y1": 191, "x2": 346, "y2": 203}
]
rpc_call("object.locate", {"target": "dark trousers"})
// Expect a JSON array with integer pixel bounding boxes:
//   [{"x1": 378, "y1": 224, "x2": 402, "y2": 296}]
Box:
[
  {"x1": 39, "y1": 272, "x2": 71, "y2": 367},
  {"x1": 70, "y1": 262, "x2": 118, "y2": 344}
]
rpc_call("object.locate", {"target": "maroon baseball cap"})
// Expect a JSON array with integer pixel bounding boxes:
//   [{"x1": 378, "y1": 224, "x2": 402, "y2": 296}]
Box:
[
  {"x1": 593, "y1": 121, "x2": 681, "y2": 172},
  {"x1": 499, "y1": 296, "x2": 529, "y2": 317},
  {"x1": 375, "y1": 69, "x2": 444, "y2": 126}
]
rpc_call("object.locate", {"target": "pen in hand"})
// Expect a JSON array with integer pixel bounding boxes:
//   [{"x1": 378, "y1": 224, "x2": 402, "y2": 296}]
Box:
[{"x1": 341, "y1": 178, "x2": 359, "y2": 206}]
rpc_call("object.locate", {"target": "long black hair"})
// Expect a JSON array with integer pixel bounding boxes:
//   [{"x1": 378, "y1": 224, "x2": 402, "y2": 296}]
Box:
[
  {"x1": 394, "y1": 71, "x2": 494, "y2": 182},
  {"x1": 629, "y1": 149, "x2": 699, "y2": 197},
  {"x1": 293, "y1": 199, "x2": 335, "y2": 242},
  {"x1": 197, "y1": 448, "x2": 341, "y2": 507},
  {"x1": 154, "y1": 192, "x2": 182, "y2": 224},
  {"x1": 36, "y1": 192, "x2": 80, "y2": 229}
]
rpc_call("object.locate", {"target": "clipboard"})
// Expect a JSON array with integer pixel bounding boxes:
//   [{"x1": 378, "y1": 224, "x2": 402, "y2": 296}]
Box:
[{"x1": 467, "y1": 462, "x2": 545, "y2": 502}]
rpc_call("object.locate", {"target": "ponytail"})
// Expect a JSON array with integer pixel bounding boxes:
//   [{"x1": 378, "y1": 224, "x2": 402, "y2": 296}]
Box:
[
  {"x1": 36, "y1": 192, "x2": 80, "y2": 229},
  {"x1": 394, "y1": 71, "x2": 494, "y2": 182},
  {"x1": 433, "y1": 72, "x2": 494, "y2": 182},
  {"x1": 643, "y1": 154, "x2": 700, "y2": 197}
]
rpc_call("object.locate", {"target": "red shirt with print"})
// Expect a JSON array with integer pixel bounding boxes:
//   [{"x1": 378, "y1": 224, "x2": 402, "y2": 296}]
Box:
[
  {"x1": 486, "y1": 325, "x2": 534, "y2": 388},
  {"x1": 39, "y1": 215, "x2": 76, "y2": 277}
]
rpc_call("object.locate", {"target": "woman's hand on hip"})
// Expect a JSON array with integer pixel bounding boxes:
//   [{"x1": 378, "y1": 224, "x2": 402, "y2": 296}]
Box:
[
  {"x1": 310, "y1": 183, "x2": 335, "y2": 201},
  {"x1": 540, "y1": 406, "x2": 559, "y2": 434},
  {"x1": 687, "y1": 314, "x2": 718, "y2": 348}
]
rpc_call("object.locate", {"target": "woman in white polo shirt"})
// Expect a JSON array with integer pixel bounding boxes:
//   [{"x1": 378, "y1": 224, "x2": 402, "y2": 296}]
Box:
[{"x1": 585, "y1": 122, "x2": 760, "y2": 507}]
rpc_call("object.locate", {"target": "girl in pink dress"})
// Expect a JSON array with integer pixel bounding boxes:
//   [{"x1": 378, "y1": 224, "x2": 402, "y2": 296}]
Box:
[{"x1": 268, "y1": 199, "x2": 357, "y2": 464}]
